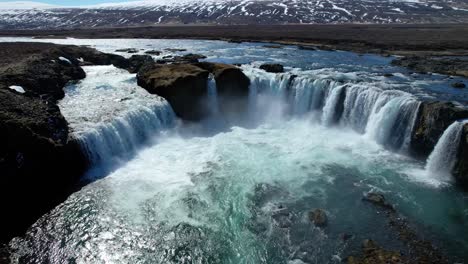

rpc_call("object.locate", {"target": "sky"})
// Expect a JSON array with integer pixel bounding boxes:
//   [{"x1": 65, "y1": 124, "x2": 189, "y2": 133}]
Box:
[{"x1": 0, "y1": 0, "x2": 131, "y2": 6}]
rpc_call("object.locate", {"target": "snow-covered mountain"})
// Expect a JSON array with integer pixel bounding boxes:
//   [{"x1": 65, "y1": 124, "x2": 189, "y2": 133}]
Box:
[{"x1": 0, "y1": 0, "x2": 468, "y2": 29}]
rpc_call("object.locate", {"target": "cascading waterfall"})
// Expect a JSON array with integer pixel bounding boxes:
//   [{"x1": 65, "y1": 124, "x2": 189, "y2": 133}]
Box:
[
  {"x1": 425, "y1": 120, "x2": 468, "y2": 179},
  {"x1": 207, "y1": 74, "x2": 220, "y2": 116},
  {"x1": 243, "y1": 66, "x2": 421, "y2": 151},
  {"x1": 58, "y1": 65, "x2": 176, "y2": 167},
  {"x1": 76, "y1": 103, "x2": 175, "y2": 164}
]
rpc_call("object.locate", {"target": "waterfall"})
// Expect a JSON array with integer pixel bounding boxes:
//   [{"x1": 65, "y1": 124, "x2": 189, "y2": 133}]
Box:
[
  {"x1": 207, "y1": 74, "x2": 220, "y2": 116},
  {"x1": 59, "y1": 65, "x2": 177, "y2": 168},
  {"x1": 321, "y1": 84, "x2": 346, "y2": 126},
  {"x1": 243, "y1": 66, "x2": 421, "y2": 151},
  {"x1": 425, "y1": 120, "x2": 468, "y2": 179},
  {"x1": 76, "y1": 102, "x2": 175, "y2": 165}
]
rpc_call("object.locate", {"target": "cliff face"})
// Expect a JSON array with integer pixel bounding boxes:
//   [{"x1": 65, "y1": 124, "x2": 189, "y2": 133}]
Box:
[
  {"x1": 0, "y1": 42, "x2": 136, "y2": 242},
  {"x1": 137, "y1": 62, "x2": 250, "y2": 122}
]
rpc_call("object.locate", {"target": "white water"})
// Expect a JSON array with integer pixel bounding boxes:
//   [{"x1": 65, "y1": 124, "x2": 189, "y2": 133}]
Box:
[
  {"x1": 243, "y1": 65, "x2": 421, "y2": 151},
  {"x1": 58, "y1": 65, "x2": 175, "y2": 166},
  {"x1": 425, "y1": 120, "x2": 468, "y2": 180},
  {"x1": 207, "y1": 74, "x2": 220, "y2": 116}
]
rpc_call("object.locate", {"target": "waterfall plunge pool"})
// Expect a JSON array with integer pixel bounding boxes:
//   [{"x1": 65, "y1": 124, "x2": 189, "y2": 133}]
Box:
[{"x1": 2, "y1": 38, "x2": 468, "y2": 264}]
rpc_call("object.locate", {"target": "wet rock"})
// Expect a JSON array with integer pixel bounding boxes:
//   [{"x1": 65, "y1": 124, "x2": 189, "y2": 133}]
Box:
[
  {"x1": 451, "y1": 81, "x2": 466, "y2": 89},
  {"x1": 392, "y1": 56, "x2": 468, "y2": 78},
  {"x1": 272, "y1": 205, "x2": 292, "y2": 228},
  {"x1": 164, "y1": 48, "x2": 187, "y2": 52},
  {"x1": 156, "y1": 53, "x2": 207, "y2": 64},
  {"x1": 308, "y1": 209, "x2": 328, "y2": 227},
  {"x1": 0, "y1": 42, "x2": 133, "y2": 242},
  {"x1": 125, "y1": 54, "x2": 154, "y2": 73},
  {"x1": 362, "y1": 192, "x2": 394, "y2": 211},
  {"x1": 260, "y1": 63, "x2": 284, "y2": 73},
  {"x1": 410, "y1": 101, "x2": 468, "y2": 158},
  {"x1": 115, "y1": 48, "x2": 138, "y2": 53},
  {"x1": 453, "y1": 123, "x2": 468, "y2": 188},
  {"x1": 136, "y1": 63, "x2": 210, "y2": 121},
  {"x1": 263, "y1": 45, "x2": 283, "y2": 49},
  {"x1": 298, "y1": 45, "x2": 317, "y2": 51},
  {"x1": 196, "y1": 62, "x2": 250, "y2": 120},
  {"x1": 347, "y1": 240, "x2": 404, "y2": 264},
  {"x1": 144, "y1": 50, "x2": 162, "y2": 55}
]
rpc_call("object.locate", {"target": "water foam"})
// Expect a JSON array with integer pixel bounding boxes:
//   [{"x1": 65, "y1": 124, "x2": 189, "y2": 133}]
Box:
[{"x1": 59, "y1": 65, "x2": 175, "y2": 166}]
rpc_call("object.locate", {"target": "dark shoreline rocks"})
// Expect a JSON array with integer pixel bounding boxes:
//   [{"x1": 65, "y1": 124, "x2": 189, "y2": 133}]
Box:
[
  {"x1": 0, "y1": 42, "x2": 137, "y2": 243},
  {"x1": 392, "y1": 56, "x2": 468, "y2": 78}
]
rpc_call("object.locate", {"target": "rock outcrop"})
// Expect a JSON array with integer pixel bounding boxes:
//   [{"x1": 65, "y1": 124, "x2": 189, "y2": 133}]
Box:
[
  {"x1": 0, "y1": 42, "x2": 134, "y2": 243},
  {"x1": 410, "y1": 101, "x2": 468, "y2": 157},
  {"x1": 260, "y1": 63, "x2": 284, "y2": 73},
  {"x1": 137, "y1": 63, "x2": 210, "y2": 121},
  {"x1": 308, "y1": 208, "x2": 328, "y2": 227},
  {"x1": 453, "y1": 123, "x2": 468, "y2": 187},
  {"x1": 137, "y1": 62, "x2": 250, "y2": 121},
  {"x1": 392, "y1": 57, "x2": 468, "y2": 78}
]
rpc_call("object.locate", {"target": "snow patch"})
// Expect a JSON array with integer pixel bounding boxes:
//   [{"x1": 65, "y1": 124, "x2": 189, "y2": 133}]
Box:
[{"x1": 9, "y1": 85, "x2": 25, "y2": 93}]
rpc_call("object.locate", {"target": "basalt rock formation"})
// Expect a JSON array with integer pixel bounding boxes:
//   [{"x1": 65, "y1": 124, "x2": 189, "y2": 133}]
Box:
[
  {"x1": 410, "y1": 101, "x2": 468, "y2": 187},
  {"x1": 411, "y1": 102, "x2": 468, "y2": 157},
  {"x1": 453, "y1": 124, "x2": 468, "y2": 187},
  {"x1": 137, "y1": 63, "x2": 211, "y2": 121},
  {"x1": 260, "y1": 63, "x2": 284, "y2": 73},
  {"x1": 137, "y1": 62, "x2": 250, "y2": 121},
  {"x1": 0, "y1": 42, "x2": 135, "y2": 243}
]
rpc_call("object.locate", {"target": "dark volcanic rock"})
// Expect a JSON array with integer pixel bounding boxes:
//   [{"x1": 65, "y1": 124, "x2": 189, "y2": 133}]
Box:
[
  {"x1": 451, "y1": 81, "x2": 466, "y2": 88},
  {"x1": 137, "y1": 63, "x2": 210, "y2": 121},
  {"x1": 125, "y1": 55, "x2": 154, "y2": 73},
  {"x1": 115, "y1": 48, "x2": 138, "y2": 53},
  {"x1": 157, "y1": 53, "x2": 207, "y2": 64},
  {"x1": 410, "y1": 101, "x2": 468, "y2": 158},
  {"x1": 453, "y1": 124, "x2": 468, "y2": 188},
  {"x1": 260, "y1": 63, "x2": 284, "y2": 73},
  {"x1": 308, "y1": 208, "x2": 328, "y2": 227},
  {"x1": 362, "y1": 192, "x2": 395, "y2": 211},
  {"x1": 347, "y1": 240, "x2": 404, "y2": 264},
  {"x1": 137, "y1": 62, "x2": 250, "y2": 121},
  {"x1": 392, "y1": 57, "x2": 468, "y2": 78},
  {"x1": 144, "y1": 50, "x2": 162, "y2": 55},
  {"x1": 0, "y1": 42, "x2": 134, "y2": 242},
  {"x1": 196, "y1": 62, "x2": 250, "y2": 120}
]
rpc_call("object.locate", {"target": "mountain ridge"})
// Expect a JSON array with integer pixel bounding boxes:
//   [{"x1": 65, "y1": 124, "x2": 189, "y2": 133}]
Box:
[{"x1": 0, "y1": 0, "x2": 468, "y2": 29}]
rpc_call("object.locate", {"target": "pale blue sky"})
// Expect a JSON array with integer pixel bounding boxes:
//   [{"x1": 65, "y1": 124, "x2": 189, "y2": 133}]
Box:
[{"x1": 0, "y1": 0, "x2": 130, "y2": 6}]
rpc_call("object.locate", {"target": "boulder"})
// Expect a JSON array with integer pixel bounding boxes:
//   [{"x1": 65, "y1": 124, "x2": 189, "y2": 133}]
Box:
[
  {"x1": 137, "y1": 63, "x2": 210, "y2": 121},
  {"x1": 125, "y1": 55, "x2": 154, "y2": 73},
  {"x1": 260, "y1": 63, "x2": 284, "y2": 73},
  {"x1": 362, "y1": 192, "x2": 394, "y2": 211},
  {"x1": 115, "y1": 48, "x2": 138, "y2": 53},
  {"x1": 451, "y1": 81, "x2": 466, "y2": 89},
  {"x1": 144, "y1": 50, "x2": 162, "y2": 55},
  {"x1": 347, "y1": 240, "x2": 403, "y2": 264},
  {"x1": 308, "y1": 208, "x2": 328, "y2": 227},
  {"x1": 410, "y1": 101, "x2": 468, "y2": 157}
]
